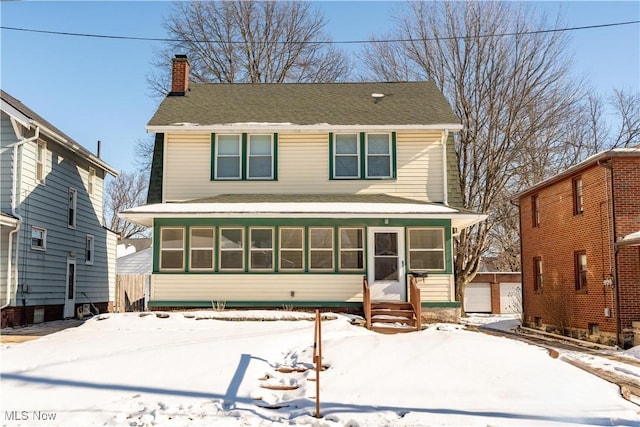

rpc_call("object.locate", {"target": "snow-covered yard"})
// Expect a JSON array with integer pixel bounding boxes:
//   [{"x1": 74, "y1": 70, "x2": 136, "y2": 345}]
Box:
[{"x1": 1, "y1": 312, "x2": 639, "y2": 427}]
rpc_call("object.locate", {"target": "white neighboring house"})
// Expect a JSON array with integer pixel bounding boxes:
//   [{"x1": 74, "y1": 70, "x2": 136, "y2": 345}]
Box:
[{"x1": 116, "y1": 238, "x2": 152, "y2": 311}]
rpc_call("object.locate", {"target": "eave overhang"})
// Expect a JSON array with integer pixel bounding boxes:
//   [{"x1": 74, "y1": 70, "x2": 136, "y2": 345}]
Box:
[{"x1": 146, "y1": 123, "x2": 464, "y2": 134}]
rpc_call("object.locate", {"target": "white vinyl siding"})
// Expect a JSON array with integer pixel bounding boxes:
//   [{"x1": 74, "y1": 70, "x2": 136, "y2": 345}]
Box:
[
  {"x1": 88, "y1": 167, "x2": 96, "y2": 195},
  {"x1": 163, "y1": 131, "x2": 445, "y2": 202}
]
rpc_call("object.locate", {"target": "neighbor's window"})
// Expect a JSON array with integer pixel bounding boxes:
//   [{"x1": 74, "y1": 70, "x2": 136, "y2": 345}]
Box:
[
  {"x1": 247, "y1": 135, "x2": 273, "y2": 179},
  {"x1": 36, "y1": 141, "x2": 46, "y2": 183},
  {"x1": 249, "y1": 228, "x2": 274, "y2": 270},
  {"x1": 219, "y1": 227, "x2": 244, "y2": 270},
  {"x1": 68, "y1": 188, "x2": 77, "y2": 228},
  {"x1": 532, "y1": 194, "x2": 540, "y2": 227},
  {"x1": 339, "y1": 228, "x2": 364, "y2": 270},
  {"x1": 85, "y1": 234, "x2": 94, "y2": 265},
  {"x1": 190, "y1": 227, "x2": 215, "y2": 271},
  {"x1": 279, "y1": 227, "x2": 304, "y2": 271},
  {"x1": 333, "y1": 134, "x2": 359, "y2": 178},
  {"x1": 575, "y1": 250, "x2": 587, "y2": 290},
  {"x1": 572, "y1": 176, "x2": 583, "y2": 215},
  {"x1": 31, "y1": 226, "x2": 46, "y2": 250},
  {"x1": 215, "y1": 134, "x2": 242, "y2": 179},
  {"x1": 533, "y1": 257, "x2": 543, "y2": 291},
  {"x1": 309, "y1": 227, "x2": 334, "y2": 270},
  {"x1": 365, "y1": 133, "x2": 392, "y2": 178},
  {"x1": 408, "y1": 228, "x2": 445, "y2": 271},
  {"x1": 88, "y1": 167, "x2": 96, "y2": 196},
  {"x1": 159, "y1": 228, "x2": 185, "y2": 271}
]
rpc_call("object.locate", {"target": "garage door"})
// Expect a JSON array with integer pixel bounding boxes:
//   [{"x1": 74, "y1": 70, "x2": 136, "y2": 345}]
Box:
[
  {"x1": 464, "y1": 283, "x2": 491, "y2": 313},
  {"x1": 500, "y1": 283, "x2": 522, "y2": 314}
]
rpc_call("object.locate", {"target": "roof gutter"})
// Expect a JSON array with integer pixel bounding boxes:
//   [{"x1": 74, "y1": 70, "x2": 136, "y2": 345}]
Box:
[
  {"x1": 3, "y1": 119, "x2": 40, "y2": 310},
  {"x1": 146, "y1": 123, "x2": 465, "y2": 134}
]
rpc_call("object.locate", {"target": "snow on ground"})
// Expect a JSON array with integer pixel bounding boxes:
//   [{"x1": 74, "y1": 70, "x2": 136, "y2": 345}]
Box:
[{"x1": 1, "y1": 312, "x2": 639, "y2": 427}]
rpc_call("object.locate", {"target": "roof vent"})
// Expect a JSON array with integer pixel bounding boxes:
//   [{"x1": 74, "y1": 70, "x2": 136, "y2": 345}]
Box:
[{"x1": 371, "y1": 93, "x2": 385, "y2": 99}]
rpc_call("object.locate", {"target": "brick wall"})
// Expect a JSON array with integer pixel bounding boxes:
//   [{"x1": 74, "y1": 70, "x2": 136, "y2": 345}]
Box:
[
  {"x1": 1, "y1": 301, "x2": 112, "y2": 328},
  {"x1": 519, "y1": 156, "x2": 640, "y2": 344}
]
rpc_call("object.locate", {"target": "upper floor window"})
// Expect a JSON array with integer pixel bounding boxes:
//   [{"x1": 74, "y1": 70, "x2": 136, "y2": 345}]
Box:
[
  {"x1": 212, "y1": 133, "x2": 275, "y2": 181},
  {"x1": 531, "y1": 194, "x2": 540, "y2": 227},
  {"x1": 533, "y1": 257, "x2": 543, "y2": 291},
  {"x1": 572, "y1": 176, "x2": 583, "y2": 215},
  {"x1": 88, "y1": 167, "x2": 96, "y2": 196},
  {"x1": 408, "y1": 228, "x2": 445, "y2": 271},
  {"x1": 68, "y1": 188, "x2": 77, "y2": 229},
  {"x1": 366, "y1": 133, "x2": 392, "y2": 178},
  {"x1": 574, "y1": 251, "x2": 587, "y2": 291},
  {"x1": 159, "y1": 227, "x2": 185, "y2": 271},
  {"x1": 85, "y1": 234, "x2": 94, "y2": 265},
  {"x1": 31, "y1": 226, "x2": 47, "y2": 250},
  {"x1": 331, "y1": 132, "x2": 395, "y2": 180},
  {"x1": 36, "y1": 141, "x2": 46, "y2": 183}
]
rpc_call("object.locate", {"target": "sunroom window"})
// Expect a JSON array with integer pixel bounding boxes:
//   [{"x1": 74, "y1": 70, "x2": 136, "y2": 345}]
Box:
[
  {"x1": 280, "y1": 227, "x2": 304, "y2": 271},
  {"x1": 408, "y1": 228, "x2": 445, "y2": 271},
  {"x1": 160, "y1": 228, "x2": 185, "y2": 271},
  {"x1": 339, "y1": 228, "x2": 364, "y2": 270},
  {"x1": 190, "y1": 227, "x2": 215, "y2": 270},
  {"x1": 219, "y1": 228, "x2": 244, "y2": 270},
  {"x1": 309, "y1": 227, "x2": 334, "y2": 270},
  {"x1": 250, "y1": 228, "x2": 274, "y2": 270}
]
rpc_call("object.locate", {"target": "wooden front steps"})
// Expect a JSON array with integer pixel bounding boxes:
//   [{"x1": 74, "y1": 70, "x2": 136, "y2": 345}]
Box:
[{"x1": 370, "y1": 302, "x2": 419, "y2": 334}]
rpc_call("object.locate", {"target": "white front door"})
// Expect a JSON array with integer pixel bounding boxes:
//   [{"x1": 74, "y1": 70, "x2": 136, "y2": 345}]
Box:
[
  {"x1": 64, "y1": 259, "x2": 76, "y2": 318},
  {"x1": 367, "y1": 227, "x2": 406, "y2": 301}
]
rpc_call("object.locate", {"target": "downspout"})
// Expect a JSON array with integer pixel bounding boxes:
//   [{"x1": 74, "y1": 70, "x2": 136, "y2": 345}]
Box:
[
  {"x1": 598, "y1": 159, "x2": 622, "y2": 347},
  {"x1": 442, "y1": 129, "x2": 449, "y2": 205},
  {"x1": 2, "y1": 119, "x2": 40, "y2": 309},
  {"x1": 510, "y1": 198, "x2": 524, "y2": 324}
]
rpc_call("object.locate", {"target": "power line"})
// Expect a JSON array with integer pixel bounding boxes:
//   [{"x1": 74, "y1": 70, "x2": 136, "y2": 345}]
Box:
[{"x1": 1, "y1": 20, "x2": 639, "y2": 44}]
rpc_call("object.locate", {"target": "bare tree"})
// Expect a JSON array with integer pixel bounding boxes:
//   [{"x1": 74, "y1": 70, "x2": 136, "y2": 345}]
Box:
[
  {"x1": 104, "y1": 171, "x2": 149, "y2": 239},
  {"x1": 360, "y1": 1, "x2": 585, "y2": 309},
  {"x1": 147, "y1": 1, "x2": 351, "y2": 97},
  {"x1": 610, "y1": 88, "x2": 640, "y2": 148}
]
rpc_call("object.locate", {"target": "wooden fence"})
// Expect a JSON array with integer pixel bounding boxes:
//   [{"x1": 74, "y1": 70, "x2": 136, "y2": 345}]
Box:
[{"x1": 115, "y1": 274, "x2": 146, "y2": 312}]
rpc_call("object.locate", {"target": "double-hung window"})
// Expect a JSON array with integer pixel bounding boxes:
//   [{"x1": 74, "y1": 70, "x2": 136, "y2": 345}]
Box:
[
  {"x1": 160, "y1": 228, "x2": 185, "y2": 271},
  {"x1": 533, "y1": 257, "x2": 543, "y2": 291},
  {"x1": 86, "y1": 234, "x2": 94, "y2": 265},
  {"x1": 249, "y1": 228, "x2": 274, "y2": 271},
  {"x1": 190, "y1": 227, "x2": 215, "y2": 271},
  {"x1": 68, "y1": 188, "x2": 77, "y2": 229},
  {"x1": 215, "y1": 135, "x2": 242, "y2": 179},
  {"x1": 248, "y1": 135, "x2": 273, "y2": 179},
  {"x1": 31, "y1": 226, "x2": 46, "y2": 250},
  {"x1": 572, "y1": 176, "x2": 583, "y2": 215},
  {"x1": 334, "y1": 134, "x2": 360, "y2": 178},
  {"x1": 339, "y1": 228, "x2": 364, "y2": 270},
  {"x1": 366, "y1": 133, "x2": 392, "y2": 178},
  {"x1": 280, "y1": 227, "x2": 304, "y2": 271},
  {"x1": 575, "y1": 251, "x2": 587, "y2": 291},
  {"x1": 532, "y1": 194, "x2": 540, "y2": 227},
  {"x1": 219, "y1": 228, "x2": 244, "y2": 270},
  {"x1": 36, "y1": 141, "x2": 46, "y2": 183},
  {"x1": 408, "y1": 228, "x2": 445, "y2": 271},
  {"x1": 309, "y1": 227, "x2": 334, "y2": 271},
  {"x1": 331, "y1": 132, "x2": 395, "y2": 179},
  {"x1": 213, "y1": 133, "x2": 275, "y2": 180}
]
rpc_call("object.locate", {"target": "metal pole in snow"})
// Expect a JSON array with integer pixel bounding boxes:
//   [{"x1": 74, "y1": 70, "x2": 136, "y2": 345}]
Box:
[{"x1": 314, "y1": 309, "x2": 321, "y2": 418}]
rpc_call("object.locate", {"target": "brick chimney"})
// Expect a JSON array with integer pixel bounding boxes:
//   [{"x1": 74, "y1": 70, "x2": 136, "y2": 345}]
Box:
[{"x1": 170, "y1": 54, "x2": 189, "y2": 95}]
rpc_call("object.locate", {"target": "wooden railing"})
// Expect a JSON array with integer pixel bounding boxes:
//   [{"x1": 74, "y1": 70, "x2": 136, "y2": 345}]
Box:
[
  {"x1": 363, "y1": 275, "x2": 371, "y2": 329},
  {"x1": 409, "y1": 275, "x2": 422, "y2": 331}
]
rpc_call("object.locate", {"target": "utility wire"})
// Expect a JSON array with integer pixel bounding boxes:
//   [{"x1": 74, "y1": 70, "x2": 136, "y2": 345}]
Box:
[{"x1": 1, "y1": 20, "x2": 639, "y2": 44}]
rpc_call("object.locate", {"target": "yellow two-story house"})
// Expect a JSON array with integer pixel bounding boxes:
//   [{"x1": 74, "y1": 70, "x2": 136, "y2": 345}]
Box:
[{"x1": 121, "y1": 55, "x2": 485, "y2": 323}]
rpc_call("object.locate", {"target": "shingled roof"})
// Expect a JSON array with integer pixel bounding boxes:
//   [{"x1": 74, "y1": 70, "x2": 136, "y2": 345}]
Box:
[{"x1": 147, "y1": 81, "x2": 460, "y2": 128}]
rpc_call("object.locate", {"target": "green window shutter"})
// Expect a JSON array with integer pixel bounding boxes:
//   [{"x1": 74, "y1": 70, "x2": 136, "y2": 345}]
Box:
[
  {"x1": 241, "y1": 133, "x2": 248, "y2": 180},
  {"x1": 210, "y1": 133, "x2": 216, "y2": 181},
  {"x1": 273, "y1": 133, "x2": 278, "y2": 181},
  {"x1": 328, "y1": 133, "x2": 334, "y2": 180},
  {"x1": 359, "y1": 132, "x2": 366, "y2": 179},
  {"x1": 392, "y1": 131, "x2": 397, "y2": 179}
]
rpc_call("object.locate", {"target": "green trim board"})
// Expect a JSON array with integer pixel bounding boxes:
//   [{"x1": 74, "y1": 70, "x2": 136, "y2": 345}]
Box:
[{"x1": 421, "y1": 302, "x2": 461, "y2": 308}]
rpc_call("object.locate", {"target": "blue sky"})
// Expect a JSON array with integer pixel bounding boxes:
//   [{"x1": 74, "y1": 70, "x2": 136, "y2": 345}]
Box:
[{"x1": 1, "y1": 1, "x2": 639, "y2": 176}]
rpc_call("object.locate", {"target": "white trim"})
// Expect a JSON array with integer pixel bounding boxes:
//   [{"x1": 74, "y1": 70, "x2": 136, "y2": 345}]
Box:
[
  {"x1": 367, "y1": 227, "x2": 406, "y2": 301},
  {"x1": 147, "y1": 123, "x2": 464, "y2": 133}
]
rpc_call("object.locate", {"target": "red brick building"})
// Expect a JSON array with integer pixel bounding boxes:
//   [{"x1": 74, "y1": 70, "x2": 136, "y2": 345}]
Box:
[{"x1": 514, "y1": 148, "x2": 640, "y2": 347}]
